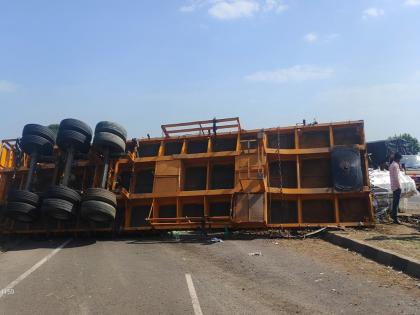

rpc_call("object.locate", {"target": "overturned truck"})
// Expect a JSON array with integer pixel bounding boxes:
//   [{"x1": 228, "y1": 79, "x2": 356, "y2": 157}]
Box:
[{"x1": 0, "y1": 117, "x2": 374, "y2": 235}]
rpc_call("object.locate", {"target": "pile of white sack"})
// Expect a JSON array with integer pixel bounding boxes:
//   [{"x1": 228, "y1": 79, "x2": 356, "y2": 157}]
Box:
[
  {"x1": 370, "y1": 169, "x2": 418, "y2": 197},
  {"x1": 369, "y1": 169, "x2": 418, "y2": 221}
]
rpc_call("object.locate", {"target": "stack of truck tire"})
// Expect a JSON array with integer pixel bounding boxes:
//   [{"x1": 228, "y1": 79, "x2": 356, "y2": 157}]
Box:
[{"x1": 1, "y1": 118, "x2": 126, "y2": 227}]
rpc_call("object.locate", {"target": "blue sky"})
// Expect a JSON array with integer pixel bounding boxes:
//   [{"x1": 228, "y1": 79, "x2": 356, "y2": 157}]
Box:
[{"x1": 1, "y1": 0, "x2": 419, "y2": 141}]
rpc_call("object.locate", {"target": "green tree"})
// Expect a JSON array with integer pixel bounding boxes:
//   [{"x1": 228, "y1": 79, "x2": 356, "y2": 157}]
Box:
[{"x1": 388, "y1": 133, "x2": 420, "y2": 154}]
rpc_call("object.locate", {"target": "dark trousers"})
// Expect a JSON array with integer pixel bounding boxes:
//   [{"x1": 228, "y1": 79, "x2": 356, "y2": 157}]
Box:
[{"x1": 391, "y1": 188, "x2": 401, "y2": 220}]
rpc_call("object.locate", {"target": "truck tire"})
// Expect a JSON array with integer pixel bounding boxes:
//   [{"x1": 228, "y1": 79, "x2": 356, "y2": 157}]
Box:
[
  {"x1": 93, "y1": 132, "x2": 126, "y2": 153},
  {"x1": 8, "y1": 190, "x2": 39, "y2": 207},
  {"x1": 47, "y1": 185, "x2": 81, "y2": 203},
  {"x1": 21, "y1": 134, "x2": 54, "y2": 155},
  {"x1": 81, "y1": 200, "x2": 116, "y2": 222},
  {"x1": 42, "y1": 198, "x2": 75, "y2": 221},
  {"x1": 5, "y1": 201, "x2": 38, "y2": 223},
  {"x1": 23, "y1": 124, "x2": 56, "y2": 143},
  {"x1": 82, "y1": 188, "x2": 117, "y2": 207},
  {"x1": 95, "y1": 121, "x2": 127, "y2": 142},
  {"x1": 57, "y1": 129, "x2": 90, "y2": 153},
  {"x1": 59, "y1": 118, "x2": 93, "y2": 138}
]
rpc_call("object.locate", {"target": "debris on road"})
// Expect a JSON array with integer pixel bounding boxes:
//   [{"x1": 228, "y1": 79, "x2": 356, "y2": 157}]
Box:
[
  {"x1": 248, "y1": 251, "x2": 262, "y2": 256},
  {"x1": 210, "y1": 237, "x2": 224, "y2": 243},
  {"x1": 303, "y1": 227, "x2": 327, "y2": 238}
]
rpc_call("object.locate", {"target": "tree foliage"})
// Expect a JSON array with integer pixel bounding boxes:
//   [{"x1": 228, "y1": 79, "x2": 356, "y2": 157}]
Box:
[{"x1": 388, "y1": 133, "x2": 420, "y2": 154}]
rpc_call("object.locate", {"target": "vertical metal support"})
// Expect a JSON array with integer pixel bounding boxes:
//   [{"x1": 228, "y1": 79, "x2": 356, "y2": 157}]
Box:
[
  {"x1": 206, "y1": 160, "x2": 211, "y2": 190},
  {"x1": 62, "y1": 147, "x2": 75, "y2": 187},
  {"x1": 294, "y1": 128, "x2": 300, "y2": 149},
  {"x1": 207, "y1": 137, "x2": 212, "y2": 153},
  {"x1": 129, "y1": 164, "x2": 136, "y2": 194},
  {"x1": 100, "y1": 148, "x2": 110, "y2": 189},
  {"x1": 24, "y1": 152, "x2": 38, "y2": 191},
  {"x1": 296, "y1": 155, "x2": 301, "y2": 189},
  {"x1": 152, "y1": 199, "x2": 158, "y2": 220},
  {"x1": 158, "y1": 141, "x2": 164, "y2": 156},
  {"x1": 297, "y1": 198, "x2": 302, "y2": 224},
  {"x1": 125, "y1": 200, "x2": 130, "y2": 229},
  {"x1": 334, "y1": 196, "x2": 340, "y2": 224},
  {"x1": 204, "y1": 195, "x2": 209, "y2": 217},
  {"x1": 181, "y1": 140, "x2": 187, "y2": 154},
  {"x1": 329, "y1": 125, "x2": 334, "y2": 148},
  {"x1": 51, "y1": 158, "x2": 60, "y2": 186},
  {"x1": 176, "y1": 197, "x2": 181, "y2": 223}
]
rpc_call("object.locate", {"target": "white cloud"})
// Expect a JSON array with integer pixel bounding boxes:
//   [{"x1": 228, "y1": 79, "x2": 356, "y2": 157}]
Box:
[
  {"x1": 179, "y1": 0, "x2": 207, "y2": 13},
  {"x1": 208, "y1": 1, "x2": 260, "y2": 19},
  {"x1": 0, "y1": 80, "x2": 17, "y2": 93},
  {"x1": 245, "y1": 65, "x2": 334, "y2": 83},
  {"x1": 180, "y1": 0, "x2": 288, "y2": 20},
  {"x1": 180, "y1": 5, "x2": 196, "y2": 12},
  {"x1": 303, "y1": 32, "x2": 339, "y2": 44},
  {"x1": 404, "y1": 0, "x2": 420, "y2": 6},
  {"x1": 262, "y1": 0, "x2": 288, "y2": 13},
  {"x1": 363, "y1": 7, "x2": 385, "y2": 19},
  {"x1": 304, "y1": 32, "x2": 318, "y2": 43}
]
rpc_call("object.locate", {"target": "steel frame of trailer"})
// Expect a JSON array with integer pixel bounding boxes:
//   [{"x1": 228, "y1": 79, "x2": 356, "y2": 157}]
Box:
[{"x1": 0, "y1": 118, "x2": 374, "y2": 234}]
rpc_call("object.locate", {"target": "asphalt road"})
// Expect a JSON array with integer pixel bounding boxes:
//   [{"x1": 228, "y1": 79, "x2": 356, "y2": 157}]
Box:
[{"x1": 0, "y1": 235, "x2": 419, "y2": 315}]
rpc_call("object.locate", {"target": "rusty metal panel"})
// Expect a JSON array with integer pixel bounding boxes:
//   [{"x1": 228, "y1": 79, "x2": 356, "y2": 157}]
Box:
[
  {"x1": 235, "y1": 154, "x2": 259, "y2": 170},
  {"x1": 236, "y1": 170, "x2": 264, "y2": 193},
  {"x1": 155, "y1": 160, "x2": 181, "y2": 176},
  {"x1": 248, "y1": 193, "x2": 264, "y2": 222},
  {"x1": 153, "y1": 177, "x2": 178, "y2": 194},
  {"x1": 153, "y1": 160, "x2": 180, "y2": 194},
  {"x1": 234, "y1": 193, "x2": 264, "y2": 222},
  {"x1": 234, "y1": 193, "x2": 249, "y2": 222}
]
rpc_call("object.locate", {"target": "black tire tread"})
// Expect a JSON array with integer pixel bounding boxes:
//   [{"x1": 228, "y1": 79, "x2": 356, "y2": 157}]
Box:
[
  {"x1": 5, "y1": 201, "x2": 38, "y2": 222},
  {"x1": 95, "y1": 121, "x2": 127, "y2": 141},
  {"x1": 23, "y1": 124, "x2": 56, "y2": 143},
  {"x1": 47, "y1": 185, "x2": 81, "y2": 203},
  {"x1": 83, "y1": 188, "x2": 117, "y2": 207},
  {"x1": 57, "y1": 129, "x2": 90, "y2": 153},
  {"x1": 93, "y1": 131, "x2": 126, "y2": 153},
  {"x1": 42, "y1": 198, "x2": 75, "y2": 220},
  {"x1": 8, "y1": 190, "x2": 39, "y2": 206},
  {"x1": 21, "y1": 134, "x2": 54, "y2": 155},
  {"x1": 81, "y1": 200, "x2": 116, "y2": 222},
  {"x1": 59, "y1": 118, "x2": 93, "y2": 138}
]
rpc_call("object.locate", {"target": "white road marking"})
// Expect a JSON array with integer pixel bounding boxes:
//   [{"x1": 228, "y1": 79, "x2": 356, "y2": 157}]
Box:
[
  {"x1": 185, "y1": 273, "x2": 203, "y2": 315},
  {"x1": 0, "y1": 238, "x2": 72, "y2": 299}
]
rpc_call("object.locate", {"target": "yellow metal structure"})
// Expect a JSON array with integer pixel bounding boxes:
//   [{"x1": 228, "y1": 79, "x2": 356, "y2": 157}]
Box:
[{"x1": 0, "y1": 118, "x2": 374, "y2": 234}]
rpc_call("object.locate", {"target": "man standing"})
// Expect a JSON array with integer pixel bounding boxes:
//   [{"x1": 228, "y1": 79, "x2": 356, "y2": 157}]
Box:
[{"x1": 389, "y1": 152, "x2": 402, "y2": 224}]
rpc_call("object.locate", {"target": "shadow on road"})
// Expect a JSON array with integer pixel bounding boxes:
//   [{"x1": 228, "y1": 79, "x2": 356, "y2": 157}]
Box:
[
  {"x1": 0, "y1": 235, "x2": 96, "y2": 253},
  {"x1": 0, "y1": 229, "x2": 318, "y2": 252}
]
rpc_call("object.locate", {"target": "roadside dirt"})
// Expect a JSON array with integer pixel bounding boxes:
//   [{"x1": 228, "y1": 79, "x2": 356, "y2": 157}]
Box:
[
  {"x1": 333, "y1": 223, "x2": 420, "y2": 261},
  {"x1": 271, "y1": 238, "x2": 420, "y2": 290}
]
